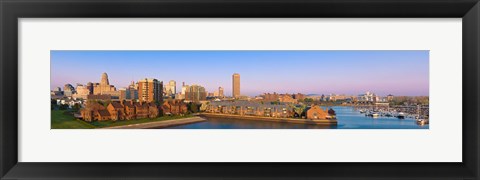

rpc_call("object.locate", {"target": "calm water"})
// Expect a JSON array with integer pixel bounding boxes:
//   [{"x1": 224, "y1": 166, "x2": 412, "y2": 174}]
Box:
[{"x1": 165, "y1": 106, "x2": 429, "y2": 129}]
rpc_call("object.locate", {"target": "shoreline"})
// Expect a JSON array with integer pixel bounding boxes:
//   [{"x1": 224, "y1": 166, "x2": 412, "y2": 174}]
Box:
[
  {"x1": 103, "y1": 116, "x2": 207, "y2": 129},
  {"x1": 200, "y1": 113, "x2": 337, "y2": 125}
]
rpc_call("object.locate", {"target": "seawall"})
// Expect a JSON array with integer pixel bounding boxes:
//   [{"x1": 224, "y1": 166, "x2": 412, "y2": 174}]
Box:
[
  {"x1": 200, "y1": 113, "x2": 337, "y2": 125},
  {"x1": 103, "y1": 116, "x2": 206, "y2": 129}
]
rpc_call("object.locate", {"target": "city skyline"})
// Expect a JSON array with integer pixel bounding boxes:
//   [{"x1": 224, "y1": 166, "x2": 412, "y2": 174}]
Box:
[{"x1": 51, "y1": 50, "x2": 429, "y2": 96}]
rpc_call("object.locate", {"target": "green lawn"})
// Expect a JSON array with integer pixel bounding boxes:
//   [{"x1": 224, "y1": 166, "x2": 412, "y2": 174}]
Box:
[
  {"x1": 51, "y1": 110, "x2": 96, "y2": 129},
  {"x1": 89, "y1": 114, "x2": 193, "y2": 128},
  {"x1": 51, "y1": 110, "x2": 192, "y2": 129}
]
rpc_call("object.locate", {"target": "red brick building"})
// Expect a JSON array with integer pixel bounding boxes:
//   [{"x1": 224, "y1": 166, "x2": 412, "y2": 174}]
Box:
[
  {"x1": 306, "y1": 105, "x2": 328, "y2": 120},
  {"x1": 81, "y1": 100, "x2": 160, "y2": 121},
  {"x1": 162, "y1": 100, "x2": 188, "y2": 115},
  {"x1": 107, "y1": 101, "x2": 125, "y2": 121}
]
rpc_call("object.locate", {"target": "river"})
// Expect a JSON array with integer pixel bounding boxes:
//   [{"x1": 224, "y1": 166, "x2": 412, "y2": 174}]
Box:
[{"x1": 164, "y1": 106, "x2": 429, "y2": 129}]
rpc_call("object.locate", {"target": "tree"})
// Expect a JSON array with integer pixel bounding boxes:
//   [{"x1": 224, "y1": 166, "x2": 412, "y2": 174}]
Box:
[
  {"x1": 59, "y1": 104, "x2": 69, "y2": 110},
  {"x1": 51, "y1": 99, "x2": 58, "y2": 110},
  {"x1": 72, "y1": 103, "x2": 81, "y2": 111},
  {"x1": 188, "y1": 102, "x2": 199, "y2": 113},
  {"x1": 304, "y1": 98, "x2": 314, "y2": 103}
]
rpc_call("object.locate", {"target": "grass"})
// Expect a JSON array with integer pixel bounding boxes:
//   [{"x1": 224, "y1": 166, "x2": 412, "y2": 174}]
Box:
[
  {"x1": 51, "y1": 110, "x2": 96, "y2": 129},
  {"x1": 89, "y1": 114, "x2": 193, "y2": 128},
  {"x1": 51, "y1": 110, "x2": 192, "y2": 129}
]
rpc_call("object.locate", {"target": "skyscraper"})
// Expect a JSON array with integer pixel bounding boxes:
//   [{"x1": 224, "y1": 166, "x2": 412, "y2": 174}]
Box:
[
  {"x1": 164, "y1": 80, "x2": 176, "y2": 96},
  {"x1": 232, "y1": 73, "x2": 240, "y2": 98},
  {"x1": 218, "y1": 86, "x2": 224, "y2": 98},
  {"x1": 137, "y1": 78, "x2": 163, "y2": 102}
]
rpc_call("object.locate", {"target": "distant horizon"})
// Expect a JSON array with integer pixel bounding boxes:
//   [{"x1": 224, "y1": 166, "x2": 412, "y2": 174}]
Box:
[{"x1": 51, "y1": 50, "x2": 429, "y2": 97}]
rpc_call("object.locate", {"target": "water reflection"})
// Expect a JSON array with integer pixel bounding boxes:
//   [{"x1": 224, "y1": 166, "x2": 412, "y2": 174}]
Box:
[{"x1": 164, "y1": 106, "x2": 429, "y2": 129}]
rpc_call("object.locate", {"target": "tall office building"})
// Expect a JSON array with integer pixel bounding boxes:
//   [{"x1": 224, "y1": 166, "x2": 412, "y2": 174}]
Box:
[
  {"x1": 174, "y1": 82, "x2": 188, "y2": 100},
  {"x1": 137, "y1": 78, "x2": 163, "y2": 102},
  {"x1": 232, "y1": 73, "x2": 240, "y2": 98},
  {"x1": 218, "y1": 87, "x2": 224, "y2": 98},
  {"x1": 164, "y1": 80, "x2": 176, "y2": 96},
  {"x1": 93, "y1": 72, "x2": 117, "y2": 95},
  {"x1": 126, "y1": 81, "x2": 138, "y2": 100}
]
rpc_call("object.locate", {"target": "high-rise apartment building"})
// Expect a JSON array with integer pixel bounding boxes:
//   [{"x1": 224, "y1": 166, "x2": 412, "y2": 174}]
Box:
[
  {"x1": 185, "y1": 84, "x2": 206, "y2": 102},
  {"x1": 232, "y1": 73, "x2": 240, "y2": 98},
  {"x1": 137, "y1": 78, "x2": 163, "y2": 102}
]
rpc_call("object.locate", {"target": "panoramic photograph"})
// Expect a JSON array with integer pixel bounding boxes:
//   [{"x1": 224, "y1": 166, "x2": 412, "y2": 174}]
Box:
[{"x1": 51, "y1": 50, "x2": 429, "y2": 129}]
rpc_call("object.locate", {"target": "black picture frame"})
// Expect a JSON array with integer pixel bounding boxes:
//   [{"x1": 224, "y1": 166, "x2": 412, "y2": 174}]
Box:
[{"x1": 1, "y1": 0, "x2": 479, "y2": 179}]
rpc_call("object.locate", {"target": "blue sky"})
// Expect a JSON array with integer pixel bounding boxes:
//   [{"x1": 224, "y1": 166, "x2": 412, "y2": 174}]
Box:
[{"x1": 51, "y1": 50, "x2": 429, "y2": 96}]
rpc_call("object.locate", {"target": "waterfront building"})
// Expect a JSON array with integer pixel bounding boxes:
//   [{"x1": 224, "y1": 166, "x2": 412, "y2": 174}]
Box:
[
  {"x1": 185, "y1": 84, "x2": 207, "y2": 102},
  {"x1": 262, "y1": 92, "x2": 303, "y2": 103},
  {"x1": 232, "y1": 73, "x2": 240, "y2": 98},
  {"x1": 162, "y1": 100, "x2": 188, "y2": 115},
  {"x1": 81, "y1": 100, "x2": 159, "y2": 121},
  {"x1": 278, "y1": 94, "x2": 297, "y2": 103},
  {"x1": 205, "y1": 101, "x2": 294, "y2": 118},
  {"x1": 131, "y1": 102, "x2": 160, "y2": 118},
  {"x1": 122, "y1": 101, "x2": 136, "y2": 120},
  {"x1": 357, "y1": 91, "x2": 379, "y2": 104},
  {"x1": 137, "y1": 78, "x2": 163, "y2": 102},
  {"x1": 107, "y1": 101, "x2": 125, "y2": 121},
  {"x1": 64, "y1": 84, "x2": 75, "y2": 97},
  {"x1": 93, "y1": 73, "x2": 117, "y2": 95},
  {"x1": 263, "y1": 92, "x2": 279, "y2": 101},
  {"x1": 328, "y1": 94, "x2": 347, "y2": 102},
  {"x1": 95, "y1": 110, "x2": 111, "y2": 121},
  {"x1": 80, "y1": 100, "x2": 107, "y2": 122},
  {"x1": 205, "y1": 101, "x2": 337, "y2": 120},
  {"x1": 306, "y1": 105, "x2": 329, "y2": 120}
]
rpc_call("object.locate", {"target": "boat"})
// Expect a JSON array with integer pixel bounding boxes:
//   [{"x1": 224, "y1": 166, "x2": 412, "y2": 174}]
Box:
[
  {"x1": 372, "y1": 112, "x2": 379, "y2": 118},
  {"x1": 397, "y1": 112, "x2": 405, "y2": 119},
  {"x1": 366, "y1": 111, "x2": 372, "y2": 117}
]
